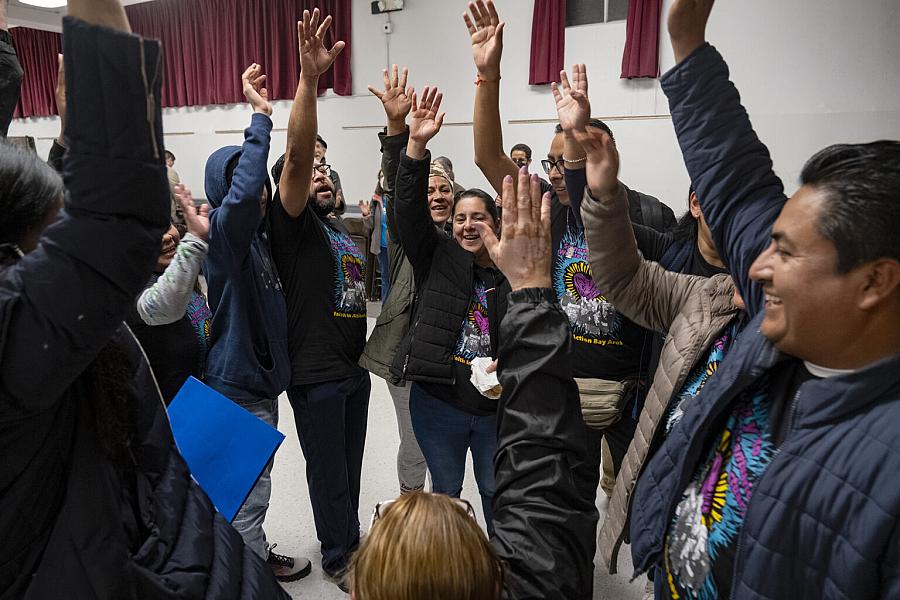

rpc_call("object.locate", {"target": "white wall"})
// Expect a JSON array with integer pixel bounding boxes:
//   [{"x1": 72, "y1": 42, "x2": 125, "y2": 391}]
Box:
[{"x1": 9, "y1": 0, "x2": 900, "y2": 213}]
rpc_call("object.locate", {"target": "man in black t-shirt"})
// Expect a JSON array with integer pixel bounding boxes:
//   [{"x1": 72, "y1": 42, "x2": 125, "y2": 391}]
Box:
[{"x1": 268, "y1": 12, "x2": 366, "y2": 591}]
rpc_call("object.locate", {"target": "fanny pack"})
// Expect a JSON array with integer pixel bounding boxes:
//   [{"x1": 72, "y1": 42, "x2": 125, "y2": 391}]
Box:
[{"x1": 576, "y1": 378, "x2": 636, "y2": 430}]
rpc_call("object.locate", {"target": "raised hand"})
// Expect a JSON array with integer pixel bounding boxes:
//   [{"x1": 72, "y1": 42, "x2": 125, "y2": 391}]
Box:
[
  {"x1": 175, "y1": 185, "x2": 210, "y2": 241},
  {"x1": 464, "y1": 0, "x2": 505, "y2": 81},
  {"x1": 407, "y1": 86, "x2": 445, "y2": 156},
  {"x1": 573, "y1": 127, "x2": 620, "y2": 199},
  {"x1": 358, "y1": 199, "x2": 372, "y2": 219},
  {"x1": 668, "y1": 0, "x2": 714, "y2": 63},
  {"x1": 551, "y1": 64, "x2": 590, "y2": 135},
  {"x1": 298, "y1": 8, "x2": 346, "y2": 79},
  {"x1": 242, "y1": 63, "x2": 272, "y2": 116},
  {"x1": 367, "y1": 64, "x2": 413, "y2": 131},
  {"x1": 475, "y1": 168, "x2": 552, "y2": 291},
  {"x1": 54, "y1": 54, "x2": 67, "y2": 143}
]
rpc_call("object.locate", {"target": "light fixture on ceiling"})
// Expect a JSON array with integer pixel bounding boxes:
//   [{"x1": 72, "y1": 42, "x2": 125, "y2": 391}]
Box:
[{"x1": 17, "y1": 0, "x2": 68, "y2": 8}]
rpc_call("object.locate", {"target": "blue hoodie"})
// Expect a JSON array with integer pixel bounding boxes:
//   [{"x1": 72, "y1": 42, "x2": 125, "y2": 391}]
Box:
[{"x1": 203, "y1": 113, "x2": 290, "y2": 402}]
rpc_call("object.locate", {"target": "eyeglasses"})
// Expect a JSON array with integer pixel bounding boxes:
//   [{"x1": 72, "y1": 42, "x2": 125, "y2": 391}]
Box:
[
  {"x1": 314, "y1": 163, "x2": 332, "y2": 177},
  {"x1": 541, "y1": 158, "x2": 565, "y2": 175},
  {"x1": 370, "y1": 496, "x2": 478, "y2": 528},
  {"x1": 512, "y1": 157, "x2": 529, "y2": 167}
]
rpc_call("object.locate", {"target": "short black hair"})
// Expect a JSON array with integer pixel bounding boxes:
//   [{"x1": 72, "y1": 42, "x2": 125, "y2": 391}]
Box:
[
  {"x1": 271, "y1": 153, "x2": 286, "y2": 186},
  {"x1": 801, "y1": 141, "x2": 900, "y2": 273},
  {"x1": 554, "y1": 118, "x2": 615, "y2": 143},
  {"x1": 453, "y1": 188, "x2": 499, "y2": 223},
  {"x1": 316, "y1": 134, "x2": 327, "y2": 150},
  {"x1": 165, "y1": 150, "x2": 175, "y2": 161},
  {"x1": 510, "y1": 143, "x2": 532, "y2": 159}
]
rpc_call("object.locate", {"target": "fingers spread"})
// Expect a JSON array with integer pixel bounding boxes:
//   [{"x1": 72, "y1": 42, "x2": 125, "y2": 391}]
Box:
[{"x1": 398, "y1": 67, "x2": 409, "y2": 91}]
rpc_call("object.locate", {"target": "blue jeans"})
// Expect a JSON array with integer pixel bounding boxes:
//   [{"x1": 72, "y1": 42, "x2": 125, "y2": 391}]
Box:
[
  {"x1": 230, "y1": 397, "x2": 279, "y2": 559},
  {"x1": 288, "y1": 372, "x2": 370, "y2": 574},
  {"x1": 409, "y1": 383, "x2": 497, "y2": 534},
  {"x1": 378, "y1": 246, "x2": 390, "y2": 302}
]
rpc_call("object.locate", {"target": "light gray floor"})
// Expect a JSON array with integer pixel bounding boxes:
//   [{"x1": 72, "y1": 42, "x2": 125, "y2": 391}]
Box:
[{"x1": 264, "y1": 313, "x2": 646, "y2": 599}]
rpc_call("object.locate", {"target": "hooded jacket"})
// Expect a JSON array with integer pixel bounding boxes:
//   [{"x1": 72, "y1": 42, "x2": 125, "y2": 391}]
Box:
[
  {"x1": 0, "y1": 18, "x2": 286, "y2": 599},
  {"x1": 203, "y1": 115, "x2": 290, "y2": 403}
]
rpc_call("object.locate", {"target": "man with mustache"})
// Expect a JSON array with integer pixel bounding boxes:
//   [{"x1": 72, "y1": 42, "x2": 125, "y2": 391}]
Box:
[{"x1": 267, "y1": 10, "x2": 367, "y2": 592}]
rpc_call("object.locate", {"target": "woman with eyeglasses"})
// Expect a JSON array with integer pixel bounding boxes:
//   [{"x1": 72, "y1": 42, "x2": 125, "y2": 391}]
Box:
[
  {"x1": 352, "y1": 168, "x2": 598, "y2": 600},
  {"x1": 389, "y1": 86, "x2": 510, "y2": 534}
]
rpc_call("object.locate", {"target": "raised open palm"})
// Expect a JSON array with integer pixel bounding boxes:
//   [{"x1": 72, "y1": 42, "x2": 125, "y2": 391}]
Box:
[
  {"x1": 408, "y1": 86, "x2": 445, "y2": 145},
  {"x1": 574, "y1": 127, "x2": 620, "y2": 198},
  {"x1": 367, "y1": 64, "x2": 413, "y2": 123},
  {"x1": 551, "y1": 65, "x2": 591, "y2": 134},
  {"x1": 242, "y1": 63, "x2": 272, "y2": 116},
  {"x1": 298, "y1": 8, "x2": 346, "y2": 78},
  {"x1": 464, "y1": 0, "x2": 505, "y2": 79}
]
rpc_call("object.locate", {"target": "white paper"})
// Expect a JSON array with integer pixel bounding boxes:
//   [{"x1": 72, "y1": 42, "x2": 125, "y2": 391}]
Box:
[{"x1": 470, "y1": 356, "x2": 502, "y2": 399}]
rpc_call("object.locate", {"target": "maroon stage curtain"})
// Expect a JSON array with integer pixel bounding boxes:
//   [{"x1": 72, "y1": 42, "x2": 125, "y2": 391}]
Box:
[
  {"x1": 11, "y1": 27, "x2": 62, "y2": 119},
  {"x1": 620, "y1": 0, "x2": 661, "y2": 79},
  {"x1": 529, "y1": 0, "x2": 566, "y2": 86},
  {"x1": 126, "y1": 0, "x2": 352, "y2": 107}
]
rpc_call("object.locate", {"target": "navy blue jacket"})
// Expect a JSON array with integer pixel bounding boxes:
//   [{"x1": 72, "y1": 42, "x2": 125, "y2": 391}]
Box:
[
  {"x1": 629, "y1": 43, "x2": 900, "y2": 599},
  {"x1": 0, "y1": 18, "x2": 286, "y2": 599},
  {"x1": 203, "y1": 114, "x2": 291, "y2": 402}
]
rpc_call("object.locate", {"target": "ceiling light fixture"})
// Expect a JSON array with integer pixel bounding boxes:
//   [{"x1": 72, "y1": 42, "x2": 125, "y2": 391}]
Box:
[{"x1": 17, "y1": 0, "x2": 68, "y2": 8}]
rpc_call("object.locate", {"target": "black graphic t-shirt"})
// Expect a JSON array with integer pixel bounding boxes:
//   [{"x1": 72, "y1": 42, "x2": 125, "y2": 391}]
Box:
[
  {"x1": 551, "y1": 201, "x2": 651, "y2": 381},
  {"x1": 421, "y1": 266, "x2": 499, "y2": 416},
  {"x1": 270, "y1": 196, "x2": 367, "y2": 385}
]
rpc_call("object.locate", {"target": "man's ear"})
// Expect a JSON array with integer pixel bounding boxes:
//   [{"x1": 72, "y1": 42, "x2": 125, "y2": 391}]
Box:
[
  {"x1": 857, "y1": 258, "x2": 900, "y2": 311},
  {"x1": 689, "y1": 192, "x2": 701, "y2": 219}
]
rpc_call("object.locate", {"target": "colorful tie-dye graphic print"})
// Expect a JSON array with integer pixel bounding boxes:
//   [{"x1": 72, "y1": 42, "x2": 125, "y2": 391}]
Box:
[
  {"x1": 666, "y1": 322, "x2": 738, "y2": 433},
  {"x1": 185, "y1": 290, "x2": 211, "y2": 367},
  {"x1": 324, "y1": 226, "x2": 367, "y2": 318},
  {"x1": 454, "y1": 278, "x2": 491, "y2": 365},
  {"x1": 663, "y1": 384, "x2": 775, "y2": 599},
  {"x1": 553, "y1": 226, "x2": 623, "y2": 346}
]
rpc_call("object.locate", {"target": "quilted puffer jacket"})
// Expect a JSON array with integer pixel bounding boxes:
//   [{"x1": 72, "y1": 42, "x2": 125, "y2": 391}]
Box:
[
  {"x1": 579, "y1": 186, "x2": 739, "y2": 574},
  {"x1": 0, "y1": 18, "x2": 286, "y2": 599},
  {"x1": 629, "y1": 41, "x2": 900, "y2": 599}
]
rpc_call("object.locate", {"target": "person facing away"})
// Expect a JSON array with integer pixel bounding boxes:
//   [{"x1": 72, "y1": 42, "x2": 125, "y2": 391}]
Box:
[
  {"x1": 629, "y1": 1, "x2": 900, "y2": 598},
  {"x1": 0, "y1": 7, "x2": 286, "y2": 598},
  {"x1": 202, "y1": 63, "x2": 308, "y2": 582}
]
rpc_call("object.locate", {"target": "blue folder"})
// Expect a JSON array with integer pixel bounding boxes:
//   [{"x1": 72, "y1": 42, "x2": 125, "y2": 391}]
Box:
[{"x1": 168, "y1": 377, "x2": 285, "y2": 522}]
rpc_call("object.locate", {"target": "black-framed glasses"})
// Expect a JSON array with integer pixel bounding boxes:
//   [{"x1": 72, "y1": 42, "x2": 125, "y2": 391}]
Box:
[
  {"x1": 512, "y1": 157, "x2": 529, "y2": 167},
  {"x1": 370, "y1": 496, "x2": 478, "y2": 528},
  {"x1": 541, "y1": 158, "x2": 565, "y2": 175},
  {"x1": 314, "y1": 163, "x2": 332, "y2": 177}
]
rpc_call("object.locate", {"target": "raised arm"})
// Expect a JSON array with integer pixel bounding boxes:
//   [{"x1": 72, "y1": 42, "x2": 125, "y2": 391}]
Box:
[
  {"x1": 137, "y1": 187, "x2": 209, "y2": 325},
  {"x1": 479, "y1": 169, "x2": 596, "y2": 599},
  {"x1": 278, "y1": 9, "x2": 345, "y2": 218},
  {"x1": 661, "y1": 0, "x2": 786, "y2": 316},
  {"x1": 576, "y1": 127, "x2": 706, "y2": 333},
  {"x1": 466, "y1": 0, "x2": 518, "y2": 195},
  {"x1": 368, "y1": 64, "x2": 413, "y2": 242},
  {"x1": 206, "y1": 64, "x2": 273, "y2": 263},
  {"x1": 395, "y1": 86, "x2": 444, "y2": 273},
  {"x1": 0, "y1": 4, "x2": 169, "y2": 409}
]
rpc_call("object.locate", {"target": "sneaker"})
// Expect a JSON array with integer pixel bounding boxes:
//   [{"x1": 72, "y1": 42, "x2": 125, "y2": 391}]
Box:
[{"x1": 266, "y1": 544, "x2": 312, "y2": 582}]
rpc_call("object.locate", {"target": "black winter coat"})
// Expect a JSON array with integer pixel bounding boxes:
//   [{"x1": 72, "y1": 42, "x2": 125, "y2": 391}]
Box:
[
  {"x1": 0, "y1": 18, "x2": 286, "y2": 599},
  {"x1": 390, "y1": 150, "x2": 510, "y2": 384},
  {"x1": 492, "y1": 288, "x2": 599, "y2": 599}
]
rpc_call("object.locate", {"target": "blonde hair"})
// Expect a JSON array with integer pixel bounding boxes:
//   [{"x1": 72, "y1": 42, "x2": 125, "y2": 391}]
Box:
[{"x1": 350, "y1": 492, "x2": 503, "y2": 600}]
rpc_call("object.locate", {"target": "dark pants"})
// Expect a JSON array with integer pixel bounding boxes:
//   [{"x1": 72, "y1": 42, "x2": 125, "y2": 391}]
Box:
[
  {"x1": 0, "y1": 31, "x2": 24, "y2": 138},
  {"x1": 288, "y1": 371, "x2": 371, "y2": 574},
  {"x1": 409, "y1": 383, "x2": 497, "y2": 535}
]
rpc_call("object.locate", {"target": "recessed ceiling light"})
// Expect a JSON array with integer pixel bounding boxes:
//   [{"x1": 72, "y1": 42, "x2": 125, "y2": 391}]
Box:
[{"x1": 18, "y1": 0, "x2": 68, "y2": 8}]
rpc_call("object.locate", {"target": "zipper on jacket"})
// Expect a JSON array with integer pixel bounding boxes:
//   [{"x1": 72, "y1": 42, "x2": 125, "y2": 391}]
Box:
[{"x1": 402, "y1": 293, "x2": 420, "y2": 377}]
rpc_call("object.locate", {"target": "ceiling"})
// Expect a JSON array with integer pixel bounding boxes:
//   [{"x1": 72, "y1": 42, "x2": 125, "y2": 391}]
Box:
[{"x1": 8, "y1": 0, "x2": 153, "y2": 31}]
